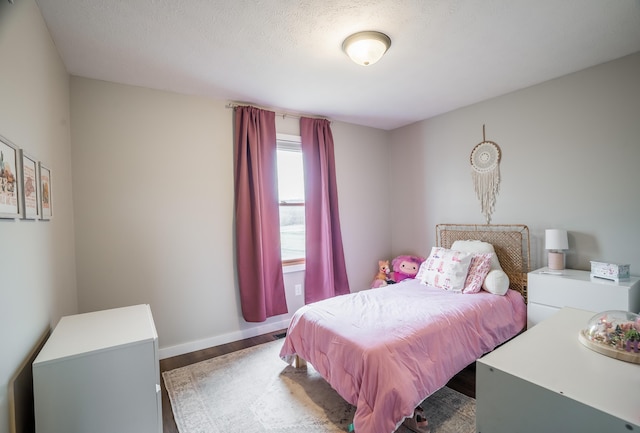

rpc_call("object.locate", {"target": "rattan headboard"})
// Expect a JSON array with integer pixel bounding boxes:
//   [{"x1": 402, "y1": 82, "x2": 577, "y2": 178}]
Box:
[{"x1": 436, "y1": 224, "x2": 530, "y2": 302}]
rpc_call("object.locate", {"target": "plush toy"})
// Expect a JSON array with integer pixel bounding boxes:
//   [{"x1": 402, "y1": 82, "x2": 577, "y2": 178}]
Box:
[
  {"x1": 371, "y1": 260, "x2": 391, "y2": 288},
  {"x1": 391, "y1": 255, "x2": 425, "y2": 283}
]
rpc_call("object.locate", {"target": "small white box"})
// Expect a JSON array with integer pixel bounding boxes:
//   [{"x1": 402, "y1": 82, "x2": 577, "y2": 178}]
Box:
[{"x1": 590, "y1": 261, "x2": 630, "y2": 281}]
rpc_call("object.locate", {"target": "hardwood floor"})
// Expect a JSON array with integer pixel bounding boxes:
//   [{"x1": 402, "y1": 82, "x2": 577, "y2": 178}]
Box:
[
  {"x1": 159, "y1": 330, "x2": 476, "y2": 433},
  {"x1": 446, "y1": 362, "x2": 476, "y2": 399}
]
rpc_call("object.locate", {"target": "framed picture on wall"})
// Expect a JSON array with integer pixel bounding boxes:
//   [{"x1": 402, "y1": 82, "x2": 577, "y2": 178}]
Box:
[
  {"x1": 0, "y1": 134, "x2": 23, "y2": 219},
  {"x1": 20, "y1": 151, "x2": 40, "y2": 219},
  {"x1": 39, "y1": 162, "x2": 53, "y2": 220}
]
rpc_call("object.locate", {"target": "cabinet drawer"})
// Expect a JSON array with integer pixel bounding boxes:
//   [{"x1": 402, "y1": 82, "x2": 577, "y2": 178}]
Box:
[
  {"x1": 528, "y1": 272, "x2": 632, "y2": 312},
  {"x1": 527, "y1": 303, "x2": 559, "y2": 329}
]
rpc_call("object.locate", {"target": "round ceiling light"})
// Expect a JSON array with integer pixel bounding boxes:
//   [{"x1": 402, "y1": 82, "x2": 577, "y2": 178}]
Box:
[{"x1": 342, "y1": 31, "x2": 391, "y2": 66}]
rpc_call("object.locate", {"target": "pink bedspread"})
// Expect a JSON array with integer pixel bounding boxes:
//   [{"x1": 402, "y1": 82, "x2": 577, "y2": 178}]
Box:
[{"x1": 279, "y1": 278, "x2": 526, "y2": 433}]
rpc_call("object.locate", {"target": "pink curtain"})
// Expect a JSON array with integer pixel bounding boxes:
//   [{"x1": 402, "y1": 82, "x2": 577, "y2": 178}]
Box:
[
  {"x1": 234, "y1": 106, "x2": 287, "y2": 322},
  {"x1": 300, "y1": 117, "x2": 350, "y2": 303}
]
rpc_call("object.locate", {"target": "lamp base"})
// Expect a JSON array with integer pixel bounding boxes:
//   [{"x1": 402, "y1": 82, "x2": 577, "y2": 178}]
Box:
[{"x1": 548, "y1": 252, "x2": 565, "y2": 270}]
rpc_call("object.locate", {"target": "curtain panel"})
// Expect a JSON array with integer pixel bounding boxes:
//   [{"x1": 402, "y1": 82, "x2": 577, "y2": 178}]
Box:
[
  {"x1": 233, "y1": 106, "x2": 287, "y2": 322},
  {"x1": 300, "y1": 117, "x2": 350, "y2": 303}
]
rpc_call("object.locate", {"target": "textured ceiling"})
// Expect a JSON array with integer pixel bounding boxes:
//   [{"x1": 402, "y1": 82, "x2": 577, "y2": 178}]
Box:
[{"x1": 35, "y1": 0, "x2": 640, "y2": 130}]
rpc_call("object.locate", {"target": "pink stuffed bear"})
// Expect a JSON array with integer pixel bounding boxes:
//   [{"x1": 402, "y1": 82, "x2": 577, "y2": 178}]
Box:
[{"x1": 391, "y1": 255, "x2": 425, "y2": 283}]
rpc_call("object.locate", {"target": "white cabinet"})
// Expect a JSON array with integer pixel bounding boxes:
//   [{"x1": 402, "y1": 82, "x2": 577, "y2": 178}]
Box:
[
  {"x1": 477, "y1": 307, "x2": 640, "y2": 433},
  {"x1": 527, "y1": 267, "x2": 640, "y2": 328},
  {"x1": 33, "y1": 304, "x2": 162, "y2": 433}
]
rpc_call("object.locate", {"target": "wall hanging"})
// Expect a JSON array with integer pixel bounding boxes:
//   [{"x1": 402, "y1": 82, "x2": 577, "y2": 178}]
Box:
[
  {"x1": 0, "y1": 134, "x2": 23, "y2": 219},
  {"x1": 470, "y1": 125, "x2": 501, "y2": 223},
  {"x1": 39, "y1": 162, "x2": 53, "y2": 220}
]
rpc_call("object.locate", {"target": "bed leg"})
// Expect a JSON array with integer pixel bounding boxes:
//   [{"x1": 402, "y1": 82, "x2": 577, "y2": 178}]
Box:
[{"x1": 294, "y1": 355, "x2": 307, "y2": 368}]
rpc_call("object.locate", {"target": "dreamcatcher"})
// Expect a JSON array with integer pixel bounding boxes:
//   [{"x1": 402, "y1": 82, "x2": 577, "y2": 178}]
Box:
[{"x1": 470, "y1": 125, "x2": 501, "y2": 224}]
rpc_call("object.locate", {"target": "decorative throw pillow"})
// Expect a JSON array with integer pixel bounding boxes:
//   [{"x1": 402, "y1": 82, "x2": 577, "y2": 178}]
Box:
[
  {"x1": 415, "y1": 260, "x2": 429, "y2": 282},
  {"x1": 419, "y1": 247, "x2": 473, "y2": 292},
  {"x1": 462, "y1": 252, "x2": 494, "y2": 294},
  {"x1": 450, "y1": 239, "x2": 511, "y2": 294},
  {"x1": 450, "y1": 240, "x2": 503, "y2": 271},
  {"x1": 482, "y1": 269, "x2": 510, "y2": 295}
]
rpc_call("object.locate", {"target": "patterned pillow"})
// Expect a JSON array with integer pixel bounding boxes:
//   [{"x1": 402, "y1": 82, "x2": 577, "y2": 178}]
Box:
[
  {"x1": 462, "y1": 252, "x2": 494, "y2": 293},
  {"x1": 419, "y1": 247, "x2": 473, "y2": 292},
  {"x1": 449, "y1": 240, "x2": 510, "y2": 294},
  {"x1": 450, "y1": 240, "x2": 503, "y2": 271}
]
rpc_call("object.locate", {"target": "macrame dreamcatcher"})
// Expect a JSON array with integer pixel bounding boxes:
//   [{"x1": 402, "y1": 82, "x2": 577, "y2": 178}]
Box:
[{"x1": 470, "y1": 125, "x2": 501, "y2": 224}]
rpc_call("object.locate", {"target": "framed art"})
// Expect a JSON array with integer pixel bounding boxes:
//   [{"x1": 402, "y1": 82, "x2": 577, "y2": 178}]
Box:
[
  {"x1": 20, "y1": 151, "x2": 40, "y2": 219},
  {"x1": 39, "y1": 162, "x2": 52, "y2": 220},
  {"x1": 0, "y1": 134, "x2": 23, "y2": 219}
]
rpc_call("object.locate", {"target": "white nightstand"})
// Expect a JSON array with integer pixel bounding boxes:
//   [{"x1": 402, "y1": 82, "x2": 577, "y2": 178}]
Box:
[
  {"x1": 33, "y1": 305, "x2": 162, "y2": 433},
  {"x1": 527, "y1": 267, "x2": 640, "y2": 328},
  {"x1": 477, "y1": 307, "x2": 640, "y2": 433}
]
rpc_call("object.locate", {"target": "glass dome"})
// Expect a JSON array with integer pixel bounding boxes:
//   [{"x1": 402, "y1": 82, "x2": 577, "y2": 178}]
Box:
[{"x1": 578, "y1": 310, "x2": 640, "y2": 364}]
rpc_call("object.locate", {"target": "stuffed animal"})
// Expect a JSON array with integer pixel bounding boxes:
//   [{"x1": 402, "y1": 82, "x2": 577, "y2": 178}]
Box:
[
  {"x1": 391, "y1": 255, "x2": 425, "y2": 283},
  {"x1": 371, "y1": 260, "x2": 391, "y2": 288}
]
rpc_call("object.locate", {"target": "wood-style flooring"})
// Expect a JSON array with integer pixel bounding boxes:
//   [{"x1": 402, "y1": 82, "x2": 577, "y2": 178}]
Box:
[{"x1": 159, "y1": 329, "x2": 476, "y2": 433}]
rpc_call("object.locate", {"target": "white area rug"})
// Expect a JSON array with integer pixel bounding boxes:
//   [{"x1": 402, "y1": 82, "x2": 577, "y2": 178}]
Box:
[{"x1": 163, "y1": 340, "x2": 475, "y2": 433}]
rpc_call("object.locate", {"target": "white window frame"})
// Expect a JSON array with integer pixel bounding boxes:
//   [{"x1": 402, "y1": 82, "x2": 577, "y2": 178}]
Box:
[{"x1": 276, "y1": 133, "x2": 305, "y2": 268}]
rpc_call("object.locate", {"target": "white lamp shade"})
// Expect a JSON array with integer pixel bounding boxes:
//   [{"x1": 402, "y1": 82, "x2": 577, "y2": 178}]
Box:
[
  {"x1": 342, "y1": 31, "x2": 391, "y2": 66},
  {"x1": 545, "y1": 229, "x2": 568, "y2": 251}
]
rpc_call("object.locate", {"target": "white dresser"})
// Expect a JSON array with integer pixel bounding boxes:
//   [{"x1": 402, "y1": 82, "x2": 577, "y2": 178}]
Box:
[
  {"x1": 527, "y1": 267, "x2": 640, "y2": 328},
  {"x1": 33, "y1": 304, "x2": 162, "y2": 433},
  {"x1": 477, "y1": 307, "x2": 640, "y2": 433}
]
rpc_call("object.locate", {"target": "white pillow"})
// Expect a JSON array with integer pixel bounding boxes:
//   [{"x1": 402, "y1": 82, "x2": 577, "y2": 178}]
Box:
[
  {"x1": 450, "y1": 240, "x2": 511, "y2": 295},
  {"x1": 482, "y1": 269, "x2": 510, "y2": 295},
  {"x1": 419, "y1": 247, "x2": 473, "y2": 292},
  {"x1": 450, "y1": 240, "x2": 503, "y2": 271}
]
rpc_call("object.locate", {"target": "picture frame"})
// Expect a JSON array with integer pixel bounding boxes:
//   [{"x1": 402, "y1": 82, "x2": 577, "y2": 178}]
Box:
[
  {"x1": 39, "y1": 162, "x2": 52, "y2": 220},
  {"x1": 0, "y1": 134, "x2": 23, "y2": 219},
  {"x1": 20, "y1": 151, "x2": 40, "y2": 220}
]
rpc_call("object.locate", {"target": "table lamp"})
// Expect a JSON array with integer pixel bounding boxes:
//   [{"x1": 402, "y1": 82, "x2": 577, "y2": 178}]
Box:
[{"x1": 545, "y1": 229, "x2": 569, "y2": 270}]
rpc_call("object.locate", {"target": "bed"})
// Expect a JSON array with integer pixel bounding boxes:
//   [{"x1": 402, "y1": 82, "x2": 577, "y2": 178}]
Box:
[{"x1": 279, "y1": 224, "x2": 530, "y2": 433}]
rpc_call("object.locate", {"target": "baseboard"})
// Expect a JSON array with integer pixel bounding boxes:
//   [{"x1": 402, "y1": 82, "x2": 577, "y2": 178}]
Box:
[{"x1": 159, "y1": 318, "x2": 291, "y2": 359}]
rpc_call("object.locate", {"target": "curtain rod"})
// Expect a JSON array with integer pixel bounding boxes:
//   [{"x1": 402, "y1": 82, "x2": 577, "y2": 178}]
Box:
[{"x1": 225, "y1": 102, "x2": 329, "y2": 122}]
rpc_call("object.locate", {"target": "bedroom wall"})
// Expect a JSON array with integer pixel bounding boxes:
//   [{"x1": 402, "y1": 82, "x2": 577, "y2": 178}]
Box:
[
  {"x1": 70, "y1": 77, "x2": 391, "y2": 357},
  {"x1": 0, "y1": 1, "x2": 77, "y2": 432},
  {"x1": 389, "y1": 52, "x2": 640, "y2": 276}
]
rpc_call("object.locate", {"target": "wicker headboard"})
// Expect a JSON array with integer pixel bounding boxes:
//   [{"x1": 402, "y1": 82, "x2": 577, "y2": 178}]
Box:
[{"x1": 436, "y1": 224, "x2": 530, "y2": 302}]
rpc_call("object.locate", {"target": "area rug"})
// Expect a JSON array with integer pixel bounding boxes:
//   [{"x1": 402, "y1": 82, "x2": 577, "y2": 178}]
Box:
[{"x1": 162, "y1": 340, "x2": 475, "y2": 433}]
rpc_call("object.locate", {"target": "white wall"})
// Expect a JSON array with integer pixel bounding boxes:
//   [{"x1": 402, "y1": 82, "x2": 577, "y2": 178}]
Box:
[
  {"x1": 70, "y1": 78, "x2": 392, "y2": 357},
  {"x1": 0, "y1": 1, "x2": 77, "y2": 433},
  {"x1": 332, "y1": 122, "x2": 392, "y2": 291},
  {"x1": 389, "y1": 52, "x2": 640, "y2": 275}
]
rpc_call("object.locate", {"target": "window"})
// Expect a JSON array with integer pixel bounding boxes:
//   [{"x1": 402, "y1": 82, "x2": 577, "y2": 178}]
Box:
[{"x1": 276, "y1": 134, "x2": 305, "y2": 264}]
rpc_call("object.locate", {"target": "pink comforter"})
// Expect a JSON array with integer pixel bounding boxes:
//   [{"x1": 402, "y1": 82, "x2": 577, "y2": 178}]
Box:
[{"x1": 279, "y1": 278, "x2": 526, "y2": 433}]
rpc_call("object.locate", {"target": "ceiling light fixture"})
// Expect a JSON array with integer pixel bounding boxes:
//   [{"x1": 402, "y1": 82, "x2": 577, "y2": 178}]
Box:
[{"x1": 342, "y1": 31, "x2": 391, "y2": 66}]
